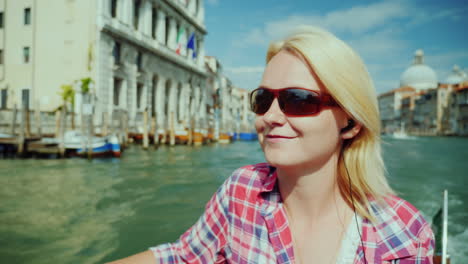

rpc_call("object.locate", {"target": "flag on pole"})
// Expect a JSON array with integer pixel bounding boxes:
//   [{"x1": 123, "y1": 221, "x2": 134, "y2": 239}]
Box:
[
  {"x1": 176, "y1": 27, "x2": 185, "y2": 55},
  {"x1": 187, "y1": 32, "x2": 196, "y2": 58}
]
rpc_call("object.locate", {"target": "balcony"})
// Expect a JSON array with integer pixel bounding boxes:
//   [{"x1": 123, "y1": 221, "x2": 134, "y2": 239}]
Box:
[{"x1": 98, "y1": 16, "x2": 206, "y2": 76}]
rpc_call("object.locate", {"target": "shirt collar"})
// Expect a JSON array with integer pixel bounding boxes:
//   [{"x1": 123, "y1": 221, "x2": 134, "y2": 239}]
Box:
[
  {"x1": 256, "y1": 164, "x2": 418, "y2": 261},
  {"x1": 260, "y1": 165, "x2": 277, "y2": 193}
]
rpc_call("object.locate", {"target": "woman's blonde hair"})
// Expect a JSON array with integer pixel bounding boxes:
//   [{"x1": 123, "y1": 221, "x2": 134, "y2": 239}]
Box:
[{"x1": 266, "y1": 26, "x2": 394, "y2": 220}]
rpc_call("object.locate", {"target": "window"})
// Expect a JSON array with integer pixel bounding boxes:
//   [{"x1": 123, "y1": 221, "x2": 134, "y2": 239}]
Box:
[
  {"x1": 136, "y1": 52, "x2": 142, "y2": 71},
  {"x1": 1, "y1": 89, "x2": 7, "y2": 109},
  {"x1": 23, "y1": 47, "x2": 30, "y2": 63},
  {"x1": 21, "y1": 89, "x2": 30, "y2": 109},
  {"x1": 0, "y1": 49, "x2": 3, "y2": 64},
  {"x1": 24, "y1": 8, "x2": 31, "y2": 25},
  {"x1": 112, "y1": 42, "x2": 121, "y2": 64},
  {"x1": 0, "y1": 12, "x2": 4, "y2": 28},
  {"x1": 110, "y1": 0, "x2": 117, "y2": 18},
  {"x1": 165, "y1": 16, "x2": 170, "y2": 45},
  {"x1": 113, "y1": 78, "x2": 122, "y2": 106},
  {"x1": 137, "y1": 83, "x2": 143, "y2": 109},
  {"x1": 133, "y1": 0, "x2": 141, "y2": 29},
  {"x1": 151, "y1": 7, "x2": 157, "y2": 39}
]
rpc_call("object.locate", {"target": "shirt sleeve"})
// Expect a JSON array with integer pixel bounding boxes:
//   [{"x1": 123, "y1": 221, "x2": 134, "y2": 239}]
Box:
[
  {"x1": 149, "y1": 175, "x2": 232, "y2": 263},
  {"x1": 414, "y1": 221, "x2": 435, "y2": 264}
]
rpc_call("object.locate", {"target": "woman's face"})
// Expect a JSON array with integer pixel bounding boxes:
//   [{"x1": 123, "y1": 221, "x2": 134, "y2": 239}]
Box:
[{"x1": 255, "y1": 50, "x2": 349, "y2": 170}]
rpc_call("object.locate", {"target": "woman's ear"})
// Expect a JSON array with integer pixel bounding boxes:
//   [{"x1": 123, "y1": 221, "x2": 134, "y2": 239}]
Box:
[{"x1": 340, "y1": 119, "x2": 362, "y2": 139}]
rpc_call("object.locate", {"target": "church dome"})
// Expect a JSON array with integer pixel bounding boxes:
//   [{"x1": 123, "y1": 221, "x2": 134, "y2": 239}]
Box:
[
  {"x1": 400, "y1": 49, "x2": 438, "y2": 90},
  {"x1": 445, "y1": 65, "x2": 467, "y2": 84}
]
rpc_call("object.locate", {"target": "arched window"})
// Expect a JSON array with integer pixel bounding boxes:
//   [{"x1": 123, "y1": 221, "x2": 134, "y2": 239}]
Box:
[
  {"x1": 165, "y1": 16, "x2": 170, "y2": 46},
  {"x1": 151, "y1": 75, "x2": 158, "y2": 115},
  {"x1": 133, "y1": 0, "x2": 142, "y2": 29},
  {"x1": 151, "y1": 7, "x2": 157, "y2": 39},
  {"x1": 110, "y1": 0, "x2": 118, "y2": 18}
]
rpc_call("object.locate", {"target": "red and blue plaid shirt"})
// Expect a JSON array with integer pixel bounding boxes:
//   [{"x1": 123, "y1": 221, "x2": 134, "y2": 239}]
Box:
[{"x1": 151, "y1": 163, "x2": 434, "y2": 263}]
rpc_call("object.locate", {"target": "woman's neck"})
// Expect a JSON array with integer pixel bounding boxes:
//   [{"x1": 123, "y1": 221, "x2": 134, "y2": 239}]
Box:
[{"x1": 277, "y1": 151, "x2": 345, "y2": 221}]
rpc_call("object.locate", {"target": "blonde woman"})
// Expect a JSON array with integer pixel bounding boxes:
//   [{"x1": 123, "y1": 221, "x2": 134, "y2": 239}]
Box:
[{"x1": 109, "y1": 26, "x2": 434, "y2": 264}]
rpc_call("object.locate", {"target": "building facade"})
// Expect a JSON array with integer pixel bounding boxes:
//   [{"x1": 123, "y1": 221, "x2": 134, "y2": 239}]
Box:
[
  {"x1": 378, "y1": 86, "x2": 415, "y2": 133},
  {"x1": 0, "y1": 0, "x2": 211, "y2": 139},
  {"x1": 378, "y1": 49, "x2": 468, "y2": 136}
]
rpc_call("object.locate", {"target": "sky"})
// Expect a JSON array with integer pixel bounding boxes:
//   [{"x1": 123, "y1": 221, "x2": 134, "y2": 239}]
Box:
[{"x1": 203, "y1": 0, "x2": 468, "y2": 95}]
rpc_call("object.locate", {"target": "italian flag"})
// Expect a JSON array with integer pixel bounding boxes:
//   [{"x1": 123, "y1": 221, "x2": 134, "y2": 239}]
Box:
[{"x1": 176, "y1": 27, "x2": 185, "y2": 55}]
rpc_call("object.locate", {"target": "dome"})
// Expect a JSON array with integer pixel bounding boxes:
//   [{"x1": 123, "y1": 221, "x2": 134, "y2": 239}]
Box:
[
  {"x1": 400, "y1": 49, "x2": 438, "y2": 90},
  {"x1": 445, "y1": 65, "x2": 467, "y2": 84}
]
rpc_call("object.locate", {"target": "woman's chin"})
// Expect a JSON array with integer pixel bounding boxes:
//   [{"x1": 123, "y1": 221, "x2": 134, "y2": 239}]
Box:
[{"x1": 264, "y1": 153, "x2": 300, "y2": 169}]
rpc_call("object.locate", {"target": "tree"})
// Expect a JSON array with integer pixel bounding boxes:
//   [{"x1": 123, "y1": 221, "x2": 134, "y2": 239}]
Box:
[{"x1": 59, "y1": 84, "x2": 75, "y2": 129}]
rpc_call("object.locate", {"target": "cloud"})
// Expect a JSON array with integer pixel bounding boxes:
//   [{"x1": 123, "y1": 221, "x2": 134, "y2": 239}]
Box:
[
  {"x1": 222, "y1": 1, "x2": 467, "y2": 93},
  {"x1": 425, "y1": 51, "x2": 468, "y2": 67},
  {"x1": 226, "y1": 66, "x2": 264, "y2": 74},
  {"x1": 407, "y1": 6, "x2": 468, "y2": 26},
  {"x1": 225, "y1": 66, "x2": 265, "y2": 90},
  {"x1": 206, "y1": 0, "x2": 219, "y2": 5},
  {"x1": 347, "y1": 28, "x2": 407, "y2": 60},
  {"x1": 425, "y1": 51, "x2": 468, "y2": 81},
  {"x1": 238, "y1": 0, "x2": 409, "y2": 47},
  {"x1": 237, "y1": 0, "x2": 465, "y2": 48}
]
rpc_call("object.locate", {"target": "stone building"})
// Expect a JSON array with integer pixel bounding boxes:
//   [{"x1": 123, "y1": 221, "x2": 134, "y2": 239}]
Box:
[
  {"x1": 378, "y1": 49, "x2": 468, "y2": 136},
  {"x1": 204, "y1": 56, "x2": 255, "y2": 141},
  {"x1": 230, "y1": 87, "x2": 252, "y2": 136},
  {"x1": 449, "y1": 82, "x2": 468, "y2": 136},
  {"x1": 0, "y1": 0, "x2": 209, "y2": 140},
  {"x1": 412, "y1": 88, "x2": 438, "y2": 134},
  {"x1": 399, "y1": 94, "x2": 414, "y2": 130},
  {"x1": 378, "y1": 86, "x2": 415, "y2": 133}
]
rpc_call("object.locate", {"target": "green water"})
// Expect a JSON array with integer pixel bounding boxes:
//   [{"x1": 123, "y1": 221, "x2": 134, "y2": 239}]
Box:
[{"x1": 0, "y1": 137, "x2": 467, "y2": 263}]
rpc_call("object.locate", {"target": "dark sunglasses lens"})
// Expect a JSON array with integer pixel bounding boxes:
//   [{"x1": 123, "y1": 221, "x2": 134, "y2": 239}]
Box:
[
  {"x1": 280, "y1": 89, "x2": 320, "y2": 115},
  {"x1": 251, "y1": 89, "x2": 274, "y2": 114}
]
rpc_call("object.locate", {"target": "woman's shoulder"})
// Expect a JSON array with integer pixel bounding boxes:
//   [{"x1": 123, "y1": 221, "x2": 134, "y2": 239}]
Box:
[
  {"x1": 229, "y1": 162, "x2": 273, "y2": 182},
  {"x1": 366, "y1": 194, "x2": 435, "y2": 261},
  {"x1": 369, "y1": 194, "x2": 432, "y2": 238},
  {"x1": 223, "y1": 163, "x2": 276, "y2": 198}
]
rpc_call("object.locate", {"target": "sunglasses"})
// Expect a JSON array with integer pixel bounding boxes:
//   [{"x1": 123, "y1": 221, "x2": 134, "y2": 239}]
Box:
[{"x1": 249, "y1": 87, "x2": 338, "y2": 117}]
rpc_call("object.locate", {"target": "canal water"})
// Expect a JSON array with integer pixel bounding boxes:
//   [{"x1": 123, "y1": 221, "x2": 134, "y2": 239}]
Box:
[{"x1": 0, "y1": 137, "x2": 467, "y2": 263}]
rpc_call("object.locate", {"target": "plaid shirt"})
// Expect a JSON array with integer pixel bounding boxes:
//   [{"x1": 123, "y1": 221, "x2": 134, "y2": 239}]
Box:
[{"x1": 151, "y1": 163, "x2": 434, "y2": 263}]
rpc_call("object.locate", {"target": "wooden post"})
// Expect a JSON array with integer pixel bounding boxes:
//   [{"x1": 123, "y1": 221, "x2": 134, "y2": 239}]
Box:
[
  {"x1": 119, "y1": 111, "x2": 124, "y2": 148},
  {"x1": 80, "y1": 102, "x2": 86, "y2": 156},
  {"x1": 193, "y1": 117, "x2": 201, "y2": 146},
  {"x1": 169, "y1": 112, "x2": 175, "y2": 146},
  {"x1": 120, "y1": 111, "x2": 128, "y2": 148},
  {"x1": 187, "y1": 117, "x2": 193, "y2": 145},
  {"x1": 87, "y1": 114, "x2": 94, "y2": 159},
  {"x1": 150, "y1": 115, "x2": 158, "y2": 147},
  {"x1": 143, "y1": 109, "x2": 149, "y2": 149},
  {"x1": 59, "y1": 107, "x2": 66, "y2": 157},
  {"x1": 124, "y1": 111, "x2": 129, "y2": 147},
  {"x1": 10, "y1": 104, "x2": 17, "y2": 135},
  {"x1": 160, "y1": 114, "x2": 167, "y2": 144},
  {"x1": 55, "y1": 110, "x2": 61, "y2": 138},
  {"x1": 35, "y1": 100, "x2": 42, "y2": 138},
  {"x1": 25, "y1": 108, "x2": 31, "y2": 138},
  {"x1": 18, "y1": 105, "x2": 26, "y2": 155}
]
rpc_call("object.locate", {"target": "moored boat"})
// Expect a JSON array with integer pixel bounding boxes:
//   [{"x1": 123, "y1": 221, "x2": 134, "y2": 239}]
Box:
[
  {"x1": 239, "y1": 132, "x2": 258, "y2": 141},
  {"x1": 41, "y1": 131, "x2": 121, "y2": 157}
]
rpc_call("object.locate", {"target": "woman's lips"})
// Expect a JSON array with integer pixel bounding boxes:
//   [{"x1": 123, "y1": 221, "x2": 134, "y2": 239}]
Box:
[{"x1": 265, "y1": 135, "x2": 296, "y2": 142}]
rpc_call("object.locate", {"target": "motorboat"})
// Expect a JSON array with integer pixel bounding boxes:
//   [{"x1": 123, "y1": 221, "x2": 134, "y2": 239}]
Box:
[{"x1": 42, "y1": 131, "x2": 121, "y2": 157}]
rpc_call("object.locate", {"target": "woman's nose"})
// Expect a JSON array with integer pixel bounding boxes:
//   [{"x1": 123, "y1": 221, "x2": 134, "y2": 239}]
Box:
[{"x1": 262, "y1": 98, "x2": 286, "y2": 126}]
